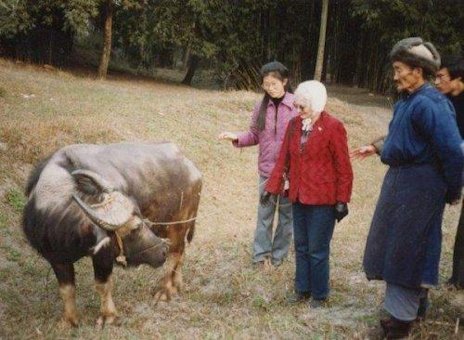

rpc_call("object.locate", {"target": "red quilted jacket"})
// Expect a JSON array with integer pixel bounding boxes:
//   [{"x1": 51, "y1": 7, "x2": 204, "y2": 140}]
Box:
[{"x1": 266, "y1": 111, "x2": 353, "y2": 205}]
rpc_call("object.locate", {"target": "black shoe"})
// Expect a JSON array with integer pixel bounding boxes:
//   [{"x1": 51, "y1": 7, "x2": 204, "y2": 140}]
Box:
[
  {"x1": 308, "y1": 298, "x2": 326, "y2": 309},
  {"x1": 416, "y1": 296, "x2": 429, "y2": 321},
  {"x1": 380, "y1": 317, "x2": 412, "y2": 339},
  {"x1": 286, "y1": 291, "x2": 311, "y2": 304}
]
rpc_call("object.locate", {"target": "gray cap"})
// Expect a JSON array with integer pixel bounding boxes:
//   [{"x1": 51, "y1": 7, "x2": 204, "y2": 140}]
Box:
[{"x1": 389, "y1": 37, "x2": 441, "y2": 75}]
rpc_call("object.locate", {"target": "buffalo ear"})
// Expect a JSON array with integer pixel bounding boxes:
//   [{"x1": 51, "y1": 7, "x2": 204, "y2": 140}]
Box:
[{"x1": 72, "y1": 169, "x2": 113, "y2": 195}]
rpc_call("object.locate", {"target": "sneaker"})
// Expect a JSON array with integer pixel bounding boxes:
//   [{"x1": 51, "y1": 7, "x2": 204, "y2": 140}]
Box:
[
  {"x1": 308, "y1": 298, "x2": 326, "y2": 309},
  {"x1": 286, "y1": 291, "x2": 311, "y2": 304}
]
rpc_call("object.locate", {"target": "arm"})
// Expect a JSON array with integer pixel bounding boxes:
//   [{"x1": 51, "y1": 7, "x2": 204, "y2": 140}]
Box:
[
  {"x1": 413, "y1": 100, "x2": 464, "y2": 203},
  {"x1": 218, "y1": 103, "x2": 261, "y2": 147},
  {"x1": 330, "y1": 122, "x2": 354, "y2": 203},
  {"x1": 234, "y1": 104, "x2": 261, "y2": 147},
  {"x1": 350, "y1": 135, "x2": 386, "y2": 160},
  {"x1": 265, "y1": 119, "x2": 293, "y2": 194}
]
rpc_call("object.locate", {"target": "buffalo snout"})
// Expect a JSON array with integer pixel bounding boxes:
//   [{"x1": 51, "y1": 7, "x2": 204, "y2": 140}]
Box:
[{"x1": 123, "y1": 224, "x2": 168, "y2": 268}]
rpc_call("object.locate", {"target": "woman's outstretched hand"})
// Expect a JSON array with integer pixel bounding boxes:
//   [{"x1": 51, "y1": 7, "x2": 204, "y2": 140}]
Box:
[
  {"x1": 218, "y1": 131, "x2": 238, "y2": 142},
  {"x1": 350, "y1": 145, "x2": 376, "y2": 160}
]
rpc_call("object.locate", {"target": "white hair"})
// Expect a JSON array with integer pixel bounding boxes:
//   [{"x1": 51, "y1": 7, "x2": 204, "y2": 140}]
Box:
[{"x1": 294, "y1": 80, "x2": 327, "y2": 113}]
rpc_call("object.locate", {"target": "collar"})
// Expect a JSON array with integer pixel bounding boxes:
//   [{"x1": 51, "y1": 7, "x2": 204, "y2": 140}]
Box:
[{"x1": 267, "y1": 91, "x2": 294, "y2": 109}]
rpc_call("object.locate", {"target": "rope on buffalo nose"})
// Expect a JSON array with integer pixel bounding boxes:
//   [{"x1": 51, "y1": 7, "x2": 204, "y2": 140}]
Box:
[
  {"x1": 113, "y1": 215, "x2": 199, "y2": 266},
  {"x1": 114, "y1": 231, "x2": 127, "y2": 266}
]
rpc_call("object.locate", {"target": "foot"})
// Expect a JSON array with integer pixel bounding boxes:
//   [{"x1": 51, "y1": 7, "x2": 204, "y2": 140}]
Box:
[
  {"x1": 308, "y1": 298, "x2": 326, "y2": 309},
  {"x1": 416, "y1": 296, "x2": 429, "y2": 321},
  {"x1": 286, "y1": 291, "x2": 311, "y2": 304},
  {"x1": 380, "y1": 317, "x2": 412, "y2": 339},
  {"x1": 271, "y1": 259, "x2": 282, "y2": 267},
  {"x1": 252, "y1": 257, "x2": 272, "y2": 269}
]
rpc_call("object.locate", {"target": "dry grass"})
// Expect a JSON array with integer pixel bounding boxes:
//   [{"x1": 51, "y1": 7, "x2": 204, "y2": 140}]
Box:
[{"x1": 0, "y1": 58, "x2": 462, "y2": 339}]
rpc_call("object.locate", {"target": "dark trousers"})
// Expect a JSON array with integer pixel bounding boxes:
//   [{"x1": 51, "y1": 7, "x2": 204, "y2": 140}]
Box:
[
  {"x1": 292, "y1": 203, "x2": 335, "y2": 300},
  {"x1": 450, "y1": 200, "x2": 464, "y2": 287}
]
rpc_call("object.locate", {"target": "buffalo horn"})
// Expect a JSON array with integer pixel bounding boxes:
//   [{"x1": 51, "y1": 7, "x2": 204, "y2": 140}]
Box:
[
  {"x1": 71, "y1": 169, "x2": 113, "y2": 194},
  {"x1": 72, "y1": 191, "x2": 134, "y2": 231}
]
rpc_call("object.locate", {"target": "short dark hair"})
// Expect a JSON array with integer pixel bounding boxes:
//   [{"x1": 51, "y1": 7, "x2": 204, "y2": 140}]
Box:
[
  {"x1": 441, "y1": 55, "x2": 464, "y2": 80},
  {"x1": 257, "y1": 61, "x2": 292, "y2": 131}
]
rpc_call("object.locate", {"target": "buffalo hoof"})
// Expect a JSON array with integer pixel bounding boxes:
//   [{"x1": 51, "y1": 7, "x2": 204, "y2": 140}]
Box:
[
  {"x1": 154, "y1": 289, "x2": 171, "y2": 303},
  {"x1": 96, "y1": 314, "x2": 120, "y2": 329},
  {"x1": 59, "y1": 316, "x2": 79, "y2": 328}
]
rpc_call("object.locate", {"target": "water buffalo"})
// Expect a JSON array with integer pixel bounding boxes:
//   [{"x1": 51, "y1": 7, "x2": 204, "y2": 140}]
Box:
[{"x1": 23, "y1": 142, "x2": 202, "y2": 326}]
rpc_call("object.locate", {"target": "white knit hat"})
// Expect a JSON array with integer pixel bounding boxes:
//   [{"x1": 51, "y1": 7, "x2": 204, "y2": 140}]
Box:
[{"x1": 294, "y1": 80, "x2": 327, "y2": 113}]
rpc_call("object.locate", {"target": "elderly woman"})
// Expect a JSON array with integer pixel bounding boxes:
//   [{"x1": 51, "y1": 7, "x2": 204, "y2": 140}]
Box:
[{"x1": 262, "y1": 80, "x2": 353, "y2": 308}]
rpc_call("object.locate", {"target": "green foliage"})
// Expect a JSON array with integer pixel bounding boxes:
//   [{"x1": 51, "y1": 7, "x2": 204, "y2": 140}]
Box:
[
  {"x1": 6, "y1": 188, "x2": 26, "y2": 213},
  {"x1": 0, "y1": 0, "x2": 32, "y2": 38},
  {"x1": 2, "y1": 0, "x2": 464, "y2": 92},
  {"x1": 0, "y1": 212, "x2": 7, "y2": 229},
  {"x1": 0, "y1": 0, "x2": 102, "y2": 39}
]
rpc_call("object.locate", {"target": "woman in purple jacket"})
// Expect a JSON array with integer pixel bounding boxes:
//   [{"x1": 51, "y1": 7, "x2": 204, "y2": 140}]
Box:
[{"x1": 219, "y1": 61, "x2": 298, "y2": 267}]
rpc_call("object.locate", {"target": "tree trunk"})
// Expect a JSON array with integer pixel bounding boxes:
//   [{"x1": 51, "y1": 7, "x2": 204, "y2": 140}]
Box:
[
  {"x1": 314, "y1": 0, "x2": 329, "y2": 81},
  {"x1": 98, "y1": 0, "x2": 113, "y2": 79},
  {"x1": 182, "y1": 55, "x2": 199, "y2": 85}
]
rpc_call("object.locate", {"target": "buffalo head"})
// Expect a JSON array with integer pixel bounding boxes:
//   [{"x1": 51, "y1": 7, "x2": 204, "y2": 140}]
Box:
[{"x1": 71, "y1": 169, "x2": 168, "y2": 268}]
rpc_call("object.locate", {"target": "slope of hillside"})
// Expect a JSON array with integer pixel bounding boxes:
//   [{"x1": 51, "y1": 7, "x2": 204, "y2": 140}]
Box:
[{"x1": 0, "y1": 59, "x2": 461, "y2": 339}]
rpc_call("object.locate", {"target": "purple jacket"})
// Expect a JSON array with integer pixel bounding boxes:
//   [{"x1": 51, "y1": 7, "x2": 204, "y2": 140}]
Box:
[{"x1": 234, "y1": 92, "x2": 298, "y2": 177}]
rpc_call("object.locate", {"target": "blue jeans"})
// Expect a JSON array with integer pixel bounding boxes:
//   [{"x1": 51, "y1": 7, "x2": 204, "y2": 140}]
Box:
[{"x1": 292, "y1": 203, "x2": 335, "y2": 300}]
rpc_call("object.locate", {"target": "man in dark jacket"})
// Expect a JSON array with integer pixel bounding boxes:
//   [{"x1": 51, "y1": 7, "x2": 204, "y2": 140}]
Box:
[
  {"x1": 435, "y1": 56, "x2": 464, "y2": 288},
  {"x1": 361, "y1": 38, "x2": 464, "y2": 339}
]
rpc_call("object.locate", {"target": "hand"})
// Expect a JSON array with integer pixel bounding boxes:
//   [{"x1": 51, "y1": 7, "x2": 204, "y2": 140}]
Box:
[
  {"x1": 334, "y1": 202, "x2": 348, "y2": 222},
  {"x1": 218, "y1": 131, "x2": 238, "y2": 142},
  {"x1": 350, "y1": 145, "x2": 376, "y2": 160},
  {"x1": 260, "y1": 191, "x2": 272, "y2": 206}
]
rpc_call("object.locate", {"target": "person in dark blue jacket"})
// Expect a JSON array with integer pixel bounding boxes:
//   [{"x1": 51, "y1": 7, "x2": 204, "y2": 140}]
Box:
[
  {"x1": 435, "y1": 56, "x2": 464, "y2": 288},
  {"x1": 358, "y1": 37, "x2": 464, "y2": 339}
]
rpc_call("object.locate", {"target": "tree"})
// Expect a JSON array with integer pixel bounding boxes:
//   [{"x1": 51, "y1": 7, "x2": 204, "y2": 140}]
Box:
[
  {"x1": 98, "y1": 0, "x2": 112, "y2": 78},
  {"x1": 314, "y1": 0, "x2": 328, "y2": 81}
]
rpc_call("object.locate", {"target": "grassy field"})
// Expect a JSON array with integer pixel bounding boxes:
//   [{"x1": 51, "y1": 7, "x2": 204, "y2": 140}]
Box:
[{"x1": 0, "y1": 58, "x2": 462, "y2": 339}]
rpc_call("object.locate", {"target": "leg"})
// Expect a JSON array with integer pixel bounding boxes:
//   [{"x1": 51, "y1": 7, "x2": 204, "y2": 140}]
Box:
[
  {"x1": 292, "y1": 202, "x2": 311, "y2": 294},
  {"x1": 51, "y1": 262, "x2": 78, "y2": 327},
  {"x1": 381, "y1": 283, "x2": 420, "y2": 338},
  {"x1": 271, "y1": 194, "x2": 293, "y2": 265},
  {"x1": 172, "y1": 252, "x2": 184, "y2": 293},
  {"x1": 92, "y1": 249, "x2": 117, "y2": 327},
  {"x1": 154, "y1": 224, "x2": 188, "y2": 302},
  {"x1": 154, "y1": 252, "x2": 182, "y2": 302},
  {"x1": 306, "y1": 205, "x2": 335, "y2": 300},
  {"x1": 253, "y1": 176, "x2": 276, "y2": 263},
  {"x1": 450, "y1": 200, "x2": 464, "y2": 287}
]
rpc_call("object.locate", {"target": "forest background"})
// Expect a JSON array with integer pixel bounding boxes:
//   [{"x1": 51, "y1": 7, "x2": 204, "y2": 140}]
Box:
[{"x1": 1, "y1": 0, "x2": 463, "y2": 93}]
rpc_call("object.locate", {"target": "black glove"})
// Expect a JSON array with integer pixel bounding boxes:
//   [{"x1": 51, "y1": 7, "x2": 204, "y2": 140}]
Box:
[
  {"x1": 260, "y1": 191, "x2": 272, "y2": 206},
  {"x1": 334, "y1": 202, "x2": 348, "y2": 222}
]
